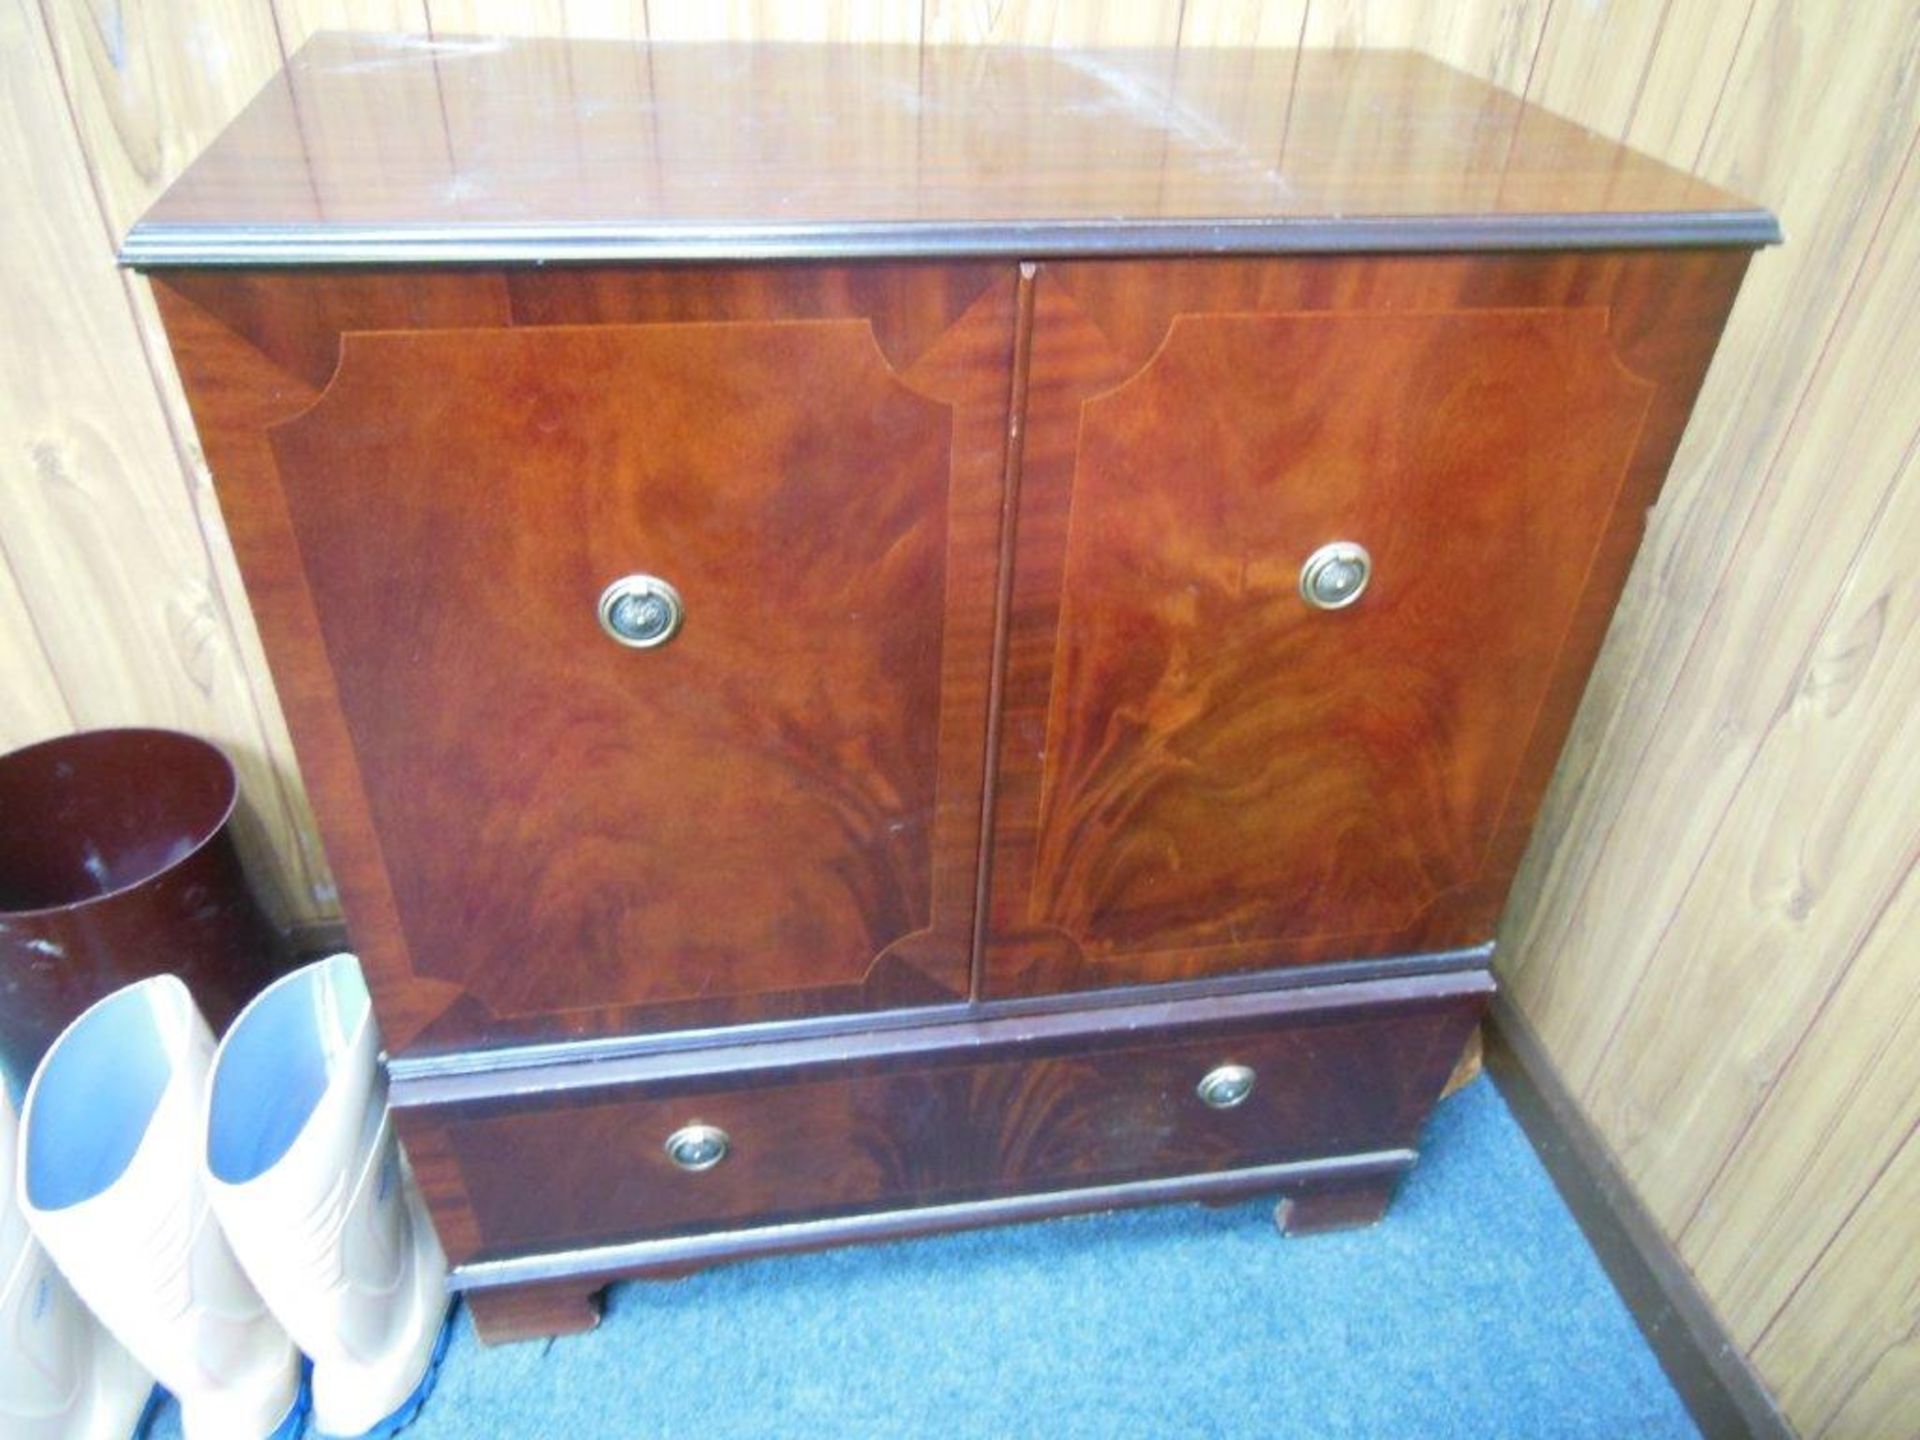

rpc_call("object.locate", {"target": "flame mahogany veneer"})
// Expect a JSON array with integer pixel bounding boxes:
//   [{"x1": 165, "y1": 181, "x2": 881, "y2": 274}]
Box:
[{"x1": 136, "y1": 35, "x2": 1773, "y2": 1345}]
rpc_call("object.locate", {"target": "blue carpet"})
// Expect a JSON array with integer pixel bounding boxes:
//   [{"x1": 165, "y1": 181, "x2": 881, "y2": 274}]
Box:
[{"x1": 149, "y1": 1076, "x2": 1694, "y2": 1438}]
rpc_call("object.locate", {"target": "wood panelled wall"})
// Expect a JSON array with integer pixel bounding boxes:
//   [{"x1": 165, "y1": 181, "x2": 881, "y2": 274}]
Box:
[{"x1": 3, "y1": 1, "x2": 1914, "y2": 1433}]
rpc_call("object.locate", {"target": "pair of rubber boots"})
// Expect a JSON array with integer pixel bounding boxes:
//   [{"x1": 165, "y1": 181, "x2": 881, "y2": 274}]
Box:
[{"x1": 1, "y1": 954, "x2": 449, "y2": 1439}]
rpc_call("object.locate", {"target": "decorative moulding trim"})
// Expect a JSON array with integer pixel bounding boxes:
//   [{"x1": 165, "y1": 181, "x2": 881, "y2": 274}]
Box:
[
  {"x1": 121, "y1": 211, "x2": 1784, "y2": 270},
  {"x1": 389, "y1": 950, "x2": 1497, "y2": 1106},
  {"x1": 450, "y1": 1147, "x2": 1417, "y2": 1292}
]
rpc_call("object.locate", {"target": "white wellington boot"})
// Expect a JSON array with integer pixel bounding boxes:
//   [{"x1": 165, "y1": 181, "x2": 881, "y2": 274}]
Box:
[
  {"x1": 18, "y1": 977, "x2": 307, "y2": 1440},
  {"x1": 0, "y1": 1092, "x2": 156, "y2": 1439},
  {"x1": 206, "y1": 954, "x2": 451, "y2": 1440}
]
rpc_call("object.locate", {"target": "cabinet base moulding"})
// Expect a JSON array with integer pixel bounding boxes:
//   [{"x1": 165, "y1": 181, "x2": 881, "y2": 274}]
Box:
[{"x1": 454, "y1": 1149, "x2": 1417, "y2": 1347}]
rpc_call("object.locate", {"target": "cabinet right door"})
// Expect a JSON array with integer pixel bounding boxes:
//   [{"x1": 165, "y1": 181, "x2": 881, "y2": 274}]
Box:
[{"x1": 983, "y1": 253, "x2": 1748, "y2": 1000}]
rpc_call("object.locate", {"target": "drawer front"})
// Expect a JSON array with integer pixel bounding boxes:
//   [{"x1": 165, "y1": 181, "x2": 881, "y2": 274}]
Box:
[
  {"x1": 156, "y1": 264, "x2": 1017, "y2": 1055},
  {"x1": 985, "y1": 252, "x2": 1748, "y2": 998},
  {"x1": 397, "y1": 978, "x2": 1486, "y2": 1268}
]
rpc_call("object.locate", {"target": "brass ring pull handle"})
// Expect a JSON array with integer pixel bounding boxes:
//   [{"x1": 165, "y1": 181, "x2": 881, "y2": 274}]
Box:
[
  {"x1": 598, "y1": 574, "x2": 684, "y2": 648},
  {"x1": 663, "y1": 1123, "x2": 730, "y2": 1172},
  {"x1": 1299, "y1": 542, "x2": 1371, "y2": 610}
]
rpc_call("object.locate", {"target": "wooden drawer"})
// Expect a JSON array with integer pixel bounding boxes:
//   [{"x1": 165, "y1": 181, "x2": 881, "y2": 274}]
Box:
[{"x1": 395, "y1": 973, "x2": 1488, "y2": 1271}]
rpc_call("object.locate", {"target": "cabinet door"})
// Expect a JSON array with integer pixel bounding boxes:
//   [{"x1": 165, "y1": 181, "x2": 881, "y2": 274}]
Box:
[
  {"x1": 156, "y1": 265, "x2": 1016, "y2": 1055},
  {"x1": 984, "y1": 254, "x2": 1747, "y2": 999}
]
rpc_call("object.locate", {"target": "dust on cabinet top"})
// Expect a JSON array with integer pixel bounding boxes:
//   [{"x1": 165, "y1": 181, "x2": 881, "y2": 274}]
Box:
[{"x1": 123, "y1": 33, "x2": 1779, "y2": 268}]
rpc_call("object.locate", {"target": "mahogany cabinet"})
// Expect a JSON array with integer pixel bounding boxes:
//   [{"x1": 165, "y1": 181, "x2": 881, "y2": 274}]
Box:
[{"x1": 132, "y1": 36, "x2": 1775, "y2": 1344}]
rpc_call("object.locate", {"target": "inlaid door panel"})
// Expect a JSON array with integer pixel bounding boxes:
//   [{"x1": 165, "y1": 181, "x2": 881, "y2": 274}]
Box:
[
  {"x1": 154, "y1": 265, "x2": 1016, "y2": 1054},
  {"x1": 984, "y1": 253, "x2": 1749, "y2": 998}
]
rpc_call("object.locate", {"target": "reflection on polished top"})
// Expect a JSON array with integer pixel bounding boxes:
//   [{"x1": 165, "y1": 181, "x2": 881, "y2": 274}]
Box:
[{"x1": 124, "y1": 34, "x2": 1778, "y2": 266}]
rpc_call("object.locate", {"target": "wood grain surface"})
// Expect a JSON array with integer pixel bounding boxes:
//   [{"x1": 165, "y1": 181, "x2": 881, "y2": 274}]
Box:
[
  {"x1": 399, "y1": 975, "x2": 1484, "y2": 1269},
  {"x1": 154, "y1": 263, "x2": 1014, "y2": 1053},
  {"x1": 984, "y1": 251, "x2": 1745, "y2": 997},
  {"x1": 124, "y1": 37, "x2": 1766, "y2": 260}
]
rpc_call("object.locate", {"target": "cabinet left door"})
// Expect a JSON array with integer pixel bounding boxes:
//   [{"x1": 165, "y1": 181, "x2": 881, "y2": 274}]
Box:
[{"x1": 154, "y1": 264, "x2": 1018, "y2": 1057}]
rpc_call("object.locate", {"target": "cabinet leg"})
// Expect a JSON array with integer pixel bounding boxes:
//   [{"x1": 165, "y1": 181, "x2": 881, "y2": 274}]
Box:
[
  {"x1": 465, "y1": 1280, "x2": 604, "y2": 1346},
  {"x1": 1273, "y1": 1173, "x2": 1400, "y2": 1237}
]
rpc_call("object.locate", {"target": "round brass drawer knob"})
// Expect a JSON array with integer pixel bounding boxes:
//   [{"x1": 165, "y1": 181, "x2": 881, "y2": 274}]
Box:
[
  {"x1": 1299, "y1": 542, "x2": 1371, "y2": 610},
  {"x1": 664, "y1": 1123, "x2": 730, "y2": 1172},
  {"x1": 1197, "y1": 1063, "x2": 1257, "y2": 1110},
  {"x1": 598, "y1": 574, "x2": 684, "y2": 648}
]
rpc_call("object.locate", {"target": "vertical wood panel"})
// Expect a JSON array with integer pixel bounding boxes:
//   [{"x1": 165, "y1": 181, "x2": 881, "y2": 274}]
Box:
[
  {"x1": 0, "y1": 557, "x2": 71, "y2": 749},
  {"x1": 1690, "y1": 764, "x2": 1920, "y2": 1347},
  {"x1": 1751, "y1": 1109, "x2": 1920, "y2": 1436},
  {"x1": 1617, "y1": 0, "x2": 1760, "y2": 166},
  {"x1": 1295, "y1": 0, "x2": 1415, "y2": 50},
  {"x1": 922, "y1": 0, "x2": 1183, "y2": 47},
  {"x1": 1177, "y1": 0, "x2": 1308, "y2": 48},
  {"x1": 2, "y1": 0, "x2": 326, "y2": 918},
  {"x1": 647, "y1": 1, "x2": 918, "y2": 42},
  {"x1": 1499, "y1": 0, "x2": 1920, "y2": 1433},
  {"x1": 1299, "y1": 0, "x2": 1549, "y2": 90},
  {"x1": 39, "y1": 0, "x2": 334, "y2": 912},
  {"x1": 1586, "y1": 136, "x2": 1920, "y2": 1228},
  {"x1": 273, "y1": 0, "x2": 431, "y2": 52},
  {"x1": 1506, "y1": 3, "x2": 1920, "y2": 1078},
  {"x1": 1524, "y1": 0, "x2": 1674, "y2": 141},
  {"x1": 38, "y1": 1, "x2": 283, "y2": 226},
  {"x1": 427, "y1": 0, "x2": 646, "y2": 38}
]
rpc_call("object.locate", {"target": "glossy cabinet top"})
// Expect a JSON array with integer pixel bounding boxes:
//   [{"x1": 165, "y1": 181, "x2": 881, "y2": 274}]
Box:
[{"x1": 126, "y1": 34, "x2": 1777, "y2": 267}]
